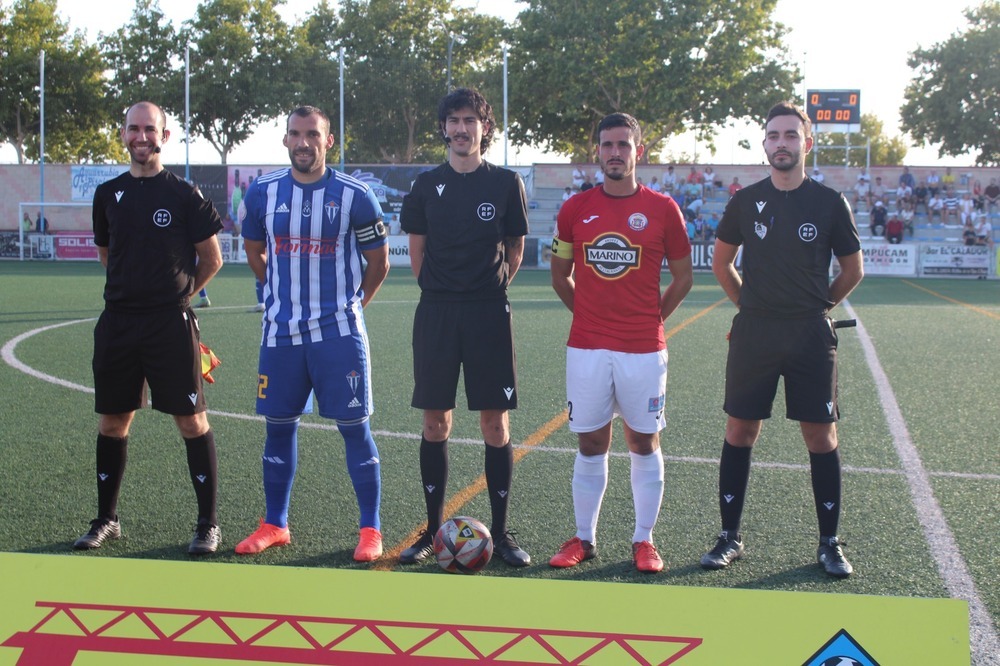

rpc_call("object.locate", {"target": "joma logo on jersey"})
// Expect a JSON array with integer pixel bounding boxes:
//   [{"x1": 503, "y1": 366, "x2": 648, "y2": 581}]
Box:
[{"x1": 583, "y1": 233, "x2": 641, "y2": 278}]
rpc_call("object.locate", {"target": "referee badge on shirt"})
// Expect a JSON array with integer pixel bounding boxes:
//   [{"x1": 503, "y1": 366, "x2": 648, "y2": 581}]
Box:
[{"x1": 628, "y1": 213, "x2": 648, "y2": 231}]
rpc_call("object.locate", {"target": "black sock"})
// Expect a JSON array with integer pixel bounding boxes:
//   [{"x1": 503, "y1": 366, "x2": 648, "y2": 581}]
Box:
[
  {"x1": 718, "y1": 440, "x2": 752, "y2": 534},
  {"x1": 810, "y1": 448, "x2": 842, "y2": 538},
  {"x1": 184, "y1": 431, "x2": 218, "y2": 526},
  {"x1": 419, "y1": 437, "x2": 448, "y2": 534},
  {"x1": 96, "y1": 434, "x2": 128, "y2": 521},
  {"x1": 485, "y1": 441, "x2": 513, "y2": 536}
]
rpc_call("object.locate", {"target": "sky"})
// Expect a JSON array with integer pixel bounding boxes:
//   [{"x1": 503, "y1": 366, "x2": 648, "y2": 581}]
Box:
[{"x1": 0, "y1": 0, "x2": 980, "y2": 166}]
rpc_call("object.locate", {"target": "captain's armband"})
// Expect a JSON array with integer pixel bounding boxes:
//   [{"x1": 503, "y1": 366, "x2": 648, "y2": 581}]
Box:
[
  {"x1": 354, "y1": 218, "x2": 388, "y2": 245},
  {"x1": 551, "y1": 236, "x2": 574, "y2": 260}
]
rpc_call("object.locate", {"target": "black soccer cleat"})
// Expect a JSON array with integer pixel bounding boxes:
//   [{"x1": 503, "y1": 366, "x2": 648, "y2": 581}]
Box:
[
  {"x1": 73, "y1": 518, "x2": 122, "y2": 550},
  {"x1": 817, "y1": 536, "x2": 853, "y2": 578},
  {"x1": 493, "y1": 530, "x2": 531, "y2": 567},
  {"x1": 700, "y1": 530, "x2": 744, "y2": 570},
  {"x1": 189, "y1": 523, "x2": 222, "y2": 555},
  {"x1": 399, "y1": 530, "x2": 435, "y2": 564}
]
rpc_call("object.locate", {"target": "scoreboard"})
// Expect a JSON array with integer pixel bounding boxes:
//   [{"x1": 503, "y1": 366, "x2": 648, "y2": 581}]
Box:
[{"x1": 806, "y1": 90, "x2": 861, "y2": 132}]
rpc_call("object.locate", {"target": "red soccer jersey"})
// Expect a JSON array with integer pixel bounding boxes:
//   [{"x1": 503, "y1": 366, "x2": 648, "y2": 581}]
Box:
[{"x1": 555, "y1": 185, "x2": 691, "y2": 353}]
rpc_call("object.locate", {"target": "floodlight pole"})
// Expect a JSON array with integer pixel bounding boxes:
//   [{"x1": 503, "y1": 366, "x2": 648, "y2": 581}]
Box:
[
  {"x1": 503, "y1": 44, "x2": 509, "y2": 168},
  {"x1": 185, "y1": 44, "x2": 191, "y2": 182},
  {"x1": 39, "y1": 50, "x2": 45, "y2": 235},
  {"x1": 339, "y1": 46, "x2": 345, "y2": 171}
]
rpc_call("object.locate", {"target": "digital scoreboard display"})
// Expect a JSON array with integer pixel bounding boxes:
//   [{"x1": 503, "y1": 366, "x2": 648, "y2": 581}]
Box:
[{"x1": 806, "y1": 90, "x2": 861, "y2": 131}]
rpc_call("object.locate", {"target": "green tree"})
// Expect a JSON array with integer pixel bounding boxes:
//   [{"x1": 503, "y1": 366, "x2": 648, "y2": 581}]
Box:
[
  {"x1": 507, "y1": 0, "x2": 798, "y2": 162},
  {"x1": 900, "y1": 2, "x2": 1000, "y2": 166},
  {"x1": 0, "y1": 0, "x2": 116, "y2": 163},
  {"x1": 180, "y1": 0, "x2": 298, "y2": 164},
  {"x1": 336, "y1": 0, "x2": 506, "y2": 163},
  {"x1": 813, "y1": 114, "x2": 907, "y2": 167},
  {"x1": 100, "y1": 0, "x2": 182, "y2": 119},
  {"x1": 291, "y1": 0, "x2": 342, "y2": 163}
]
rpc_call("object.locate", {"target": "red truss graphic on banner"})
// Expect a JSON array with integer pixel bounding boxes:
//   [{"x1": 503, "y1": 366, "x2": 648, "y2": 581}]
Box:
[{"x1": 2, "y1": 601, "x2": 702, "y2": 665}]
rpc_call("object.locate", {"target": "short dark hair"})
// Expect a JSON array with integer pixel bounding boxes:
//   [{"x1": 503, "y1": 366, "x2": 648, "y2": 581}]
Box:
[
  {"x1": 597, "y1": 112, "x2": 642, "y2": 145},
  {"x1": 438, "y1": 87, "x2": 496, "y2": 153},
  {"x1": 287, "y1": 106, "x2": 331, "y2": 135},
  {"x1": 765, "y1": 102, "x2": 811, "y2": 137}
]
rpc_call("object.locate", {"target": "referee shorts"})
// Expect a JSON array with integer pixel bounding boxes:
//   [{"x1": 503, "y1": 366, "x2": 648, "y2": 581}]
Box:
[
  {"x1": 724, "y1": 311, "x2": 839, "y2": 423},
  {"x1": 411, "y1": 297, "x2": 517, "y2": 412},
  {"x1": 93, "y1": 308, "x2": 205, "y2": 416}
]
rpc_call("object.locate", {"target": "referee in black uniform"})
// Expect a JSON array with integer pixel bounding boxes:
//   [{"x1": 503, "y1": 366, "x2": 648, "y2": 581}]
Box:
[
  {"x1": 701, "y1": 102, "x2": 864, "y2": 578},
  {"x1": 74, "y1": 101, "x2": 225, "y2": 555},
  {"x1": 398, "y1": 87, "x2": 531, "y2": 567}
]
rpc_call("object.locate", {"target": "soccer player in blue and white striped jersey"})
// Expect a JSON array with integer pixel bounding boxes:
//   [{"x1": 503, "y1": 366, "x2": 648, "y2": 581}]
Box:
[{"x1": 236, "y1": 106, "x2": 390, "y2": 562}]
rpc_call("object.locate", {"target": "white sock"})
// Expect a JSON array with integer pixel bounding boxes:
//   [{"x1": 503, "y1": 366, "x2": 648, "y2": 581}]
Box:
[
  {"x1": 572, "y1": 452, "x2": 608, "y2": 544},
  {"x1": 630, "y1": 450, "x2": 664, "y2": 543}
]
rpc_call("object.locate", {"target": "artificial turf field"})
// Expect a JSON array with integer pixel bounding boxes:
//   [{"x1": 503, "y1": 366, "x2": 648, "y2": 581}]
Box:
[{"x1": 0, "y1": 261, "x2": 996, "y2": 663}]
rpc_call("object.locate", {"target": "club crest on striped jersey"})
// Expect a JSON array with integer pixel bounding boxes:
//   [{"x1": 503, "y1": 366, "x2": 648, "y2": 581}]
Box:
[
  {"x1": 583, "y1": 232, "x2": 641, "y2": 279},
  {"x1": 325, "y1": 201, "x2": 340, "y2": 223},
  {"x1": 302, "y1": 200, "x2": 312, "y2": 218}
]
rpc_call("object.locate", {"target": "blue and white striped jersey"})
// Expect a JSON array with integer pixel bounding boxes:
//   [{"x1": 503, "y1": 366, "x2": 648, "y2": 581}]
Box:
[{"x1": 240, "y1": 167, "x2": 386, "y2": 346}]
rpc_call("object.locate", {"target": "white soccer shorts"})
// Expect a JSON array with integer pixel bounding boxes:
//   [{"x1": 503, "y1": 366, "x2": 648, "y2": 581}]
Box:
[{"x1": 565, "y1": 347, "x2": 668, "y2": 434}]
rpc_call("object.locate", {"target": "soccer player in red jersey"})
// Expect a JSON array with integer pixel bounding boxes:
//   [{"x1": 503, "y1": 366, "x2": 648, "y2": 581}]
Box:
[{"x1": 549, "y1": 113, "x2": 693, "y2": 573}]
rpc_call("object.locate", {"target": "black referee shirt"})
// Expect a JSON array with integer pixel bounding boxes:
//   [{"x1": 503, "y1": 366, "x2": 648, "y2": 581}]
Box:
[
  {"x1": 717, "y1": 177, "x2": 860, "y2": 318},
  {"x1": 93, "y1": 169, "x2": 223, "y2": 313},
  {"x1": 400, "y1": 161, "x2": 529, "y2": 300}
]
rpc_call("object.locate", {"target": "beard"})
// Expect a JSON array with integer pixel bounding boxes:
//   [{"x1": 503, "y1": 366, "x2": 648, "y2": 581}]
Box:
[
  {"x1": 767, "y1": 149, "x2": 800, "y2": 172},
  {"x1": 289, "y1": 149, "x2": 322, "y2": 174},
  {"x1": 601, "y1": 160, "x2": 629, "y2": 181}
]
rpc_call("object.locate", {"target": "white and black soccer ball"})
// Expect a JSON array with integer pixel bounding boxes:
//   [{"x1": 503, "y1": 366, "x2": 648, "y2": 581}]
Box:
[
  {"x1": 821, "y1": 657, "x2": 862, "y2": 666},
  {"x1": 433, "y1": 516, "x2": 493, "y2": 574}
]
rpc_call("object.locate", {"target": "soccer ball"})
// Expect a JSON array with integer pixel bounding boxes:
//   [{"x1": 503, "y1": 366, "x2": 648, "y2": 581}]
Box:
[{"x1": 433, "y1": 516, "x2": 493, "y2": 574}]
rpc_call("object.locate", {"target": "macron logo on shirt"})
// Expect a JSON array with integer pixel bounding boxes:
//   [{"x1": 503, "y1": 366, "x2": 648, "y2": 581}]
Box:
[
  {"x1": 436, "y1": 184, "x2": 445, "y2": 196},
  {"x1": 115, "y1": 191, "x2": 124, "y2": 203}
]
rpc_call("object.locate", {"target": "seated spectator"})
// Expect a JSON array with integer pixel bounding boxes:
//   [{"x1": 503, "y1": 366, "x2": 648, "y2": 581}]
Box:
[
  {"x1": 912, "y1": 181, "x2": 929, "y2": 215},
  {"x1": 572, "y1": 166, "x2": 585, "y2": 189},
  {"x1": 853, "y1": 177, "x2": 870, "y2": 212},
  {"x1": 686, "y1": 166, "x2": 704, "y2": 196},
  {"x1": 899, "y1": 201, "x2": 915, "y2": 238},
  {"x1": 926, "y1": 170, "x2": 940, "y2": 196},
  {"x1": 561, "y1": 186, "x2": 573, "y2": 208},
  {"x1": 984, "y1": 178, "x2": 1000, "y2": 212},
  {"x1": 940, "y1": 167, "x2": 956, "y2": 190},
  {"x1": 693, "y1": 214, "x2": 707, "y2": 240},
  {"x1": 684, "y1": 180, "x2": 701, "y2": 200},
  {"x1": 975, "y1": 217, "x2": 993, "y2": 246},
  {"x1": 593, "y1": 167, "x2": 604, "y2": 186},
  {"x1": 811, "y1": 167, "x2": 825, "y2": 183},
  {"x1": 971, "y1": 179, "x2": 984, "y2": 211},
  {"x1": 856, "y1": 168, "x2": 870, "y2": 184},
  {"x1": 898, "y1": 166, "x2": 915, "y2": 190},
  {"x1": 895, "y1": 182, "x2": 913, "y2": 208},
  {"x1": 649, "y1": 176, "x2": 662, "y2": 193},
  {"x1": 959, "y1": 191, "x2": 975, "y2": 225},
  {"x1": 869, "y1": 200, "x2": 888, "y2": 237},
  {"x1": 962, "y1": 220, "x2": 978, "y2": 246},
  {"x1": 867, "y1": 176, "x2": 887, "y2": 211},
  {"x1": 941, "y1": 188, "x2": 960, "y2": 224},
  {"x1": 662, "y1": 165, "x2": 677, "y2": 193},
  {"x1": 705, "y1": 213, "x2": 719, "y2": 241},
  {"x1": 885, "y1": 215, "x2": 904, "y2": 244},
  {"x1": 580, "y1": 174, "x2": 594, "y2": 192},
  {"x1": 702, "y1": 166, "x2": 716, "y2": 196},
  {"x1": 728, "y1": 176, "x2": 742, "y2": 198},
  {"x1": 927, "y1": 192, "x2": 944, "y2": 222}
]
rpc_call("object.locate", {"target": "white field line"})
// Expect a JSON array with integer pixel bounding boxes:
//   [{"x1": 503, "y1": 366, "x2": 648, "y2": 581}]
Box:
[{"x1": 843, "y1": 300, "x2": 999, "y2": 666}]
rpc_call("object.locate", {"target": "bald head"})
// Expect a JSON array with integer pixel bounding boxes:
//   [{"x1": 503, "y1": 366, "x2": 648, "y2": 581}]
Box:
[{"x1": 124, "y1": 101, "x2": 167, "y2": 132}]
